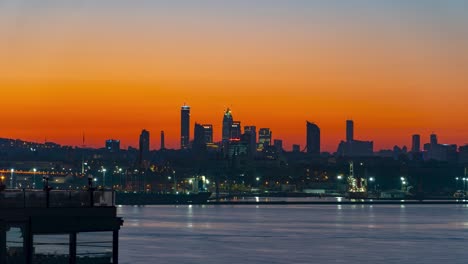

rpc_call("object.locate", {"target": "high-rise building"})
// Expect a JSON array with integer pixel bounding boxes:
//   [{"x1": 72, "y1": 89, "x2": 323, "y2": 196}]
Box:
[
  {"x1": 258, "y1": 128, "x2": 272, "y2": 149},
  {"x1": 181, "y1": 105, "x2": 190, "y2": 149},
  {"x1": 244, "y1": 126, "x2": 257, "y2": 156},
  {"x1": 222, "y1": 108, "x2": 233, "y2": 142},
  {"x1": 230, "y1": 121, "x2": 241, "y2": 140},
  {"x1": 306, "y1": 121, "x2": 320, "y2": 155},
  {"x1": 105, "y1": 139, "x2": 120, "y2": 153},
  {"x1": 202, "y1": 124, "x2": 213, "y2": 144},
  {"x1": 193, "y1": 123, "x2": 206, "y2": 152},
  {"x1": 346, "y1": 120, "x2": 354, "y2": 142},
  {"x1": 411, "y1": 134, "x2": 420, "y2": 152},
  {"x1": 160, "y1": 131, "x2": 165, "y2": 150},
  {"x1": 430, "y1": 133, "x2": 438, "y2": 146},
  {"x1": 139, "y1": 129, "x2": 150, "y2": 164},
  {"x1": 336, "y1": 120, "x2": 373, "y2": 157},
  {"x1": 274, "y1": 139, "x2": 283, "y2": 152}
]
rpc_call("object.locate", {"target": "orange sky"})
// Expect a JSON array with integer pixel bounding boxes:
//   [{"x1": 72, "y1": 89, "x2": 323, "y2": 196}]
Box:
[{"x1": 0, "y1": 1, "x2": 467, "y2": 151}]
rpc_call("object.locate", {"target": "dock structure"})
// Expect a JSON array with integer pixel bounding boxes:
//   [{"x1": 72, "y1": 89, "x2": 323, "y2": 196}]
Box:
[{"x1": 0, "y1": 189, "x2": 123, "y2": 264}]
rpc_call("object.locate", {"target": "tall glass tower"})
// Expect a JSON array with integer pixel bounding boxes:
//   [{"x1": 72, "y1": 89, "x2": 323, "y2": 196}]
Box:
[
  {"x1": 222, "y1": 108, "x2": 233, "y2": 142},
  {"x1": 306, "y1": 121, "x2": 320, "y2": 155},
  {"x1": 181, "y1": 105, "x2": 190, "y2": 149}
]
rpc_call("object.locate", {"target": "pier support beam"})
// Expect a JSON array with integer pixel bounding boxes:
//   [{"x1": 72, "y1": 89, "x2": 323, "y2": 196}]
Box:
[
  {"x1": 113, "y1": 230, "x2": 119, "y2": 264},
  {"x1": 0, "y1": 221, "x2": 6, "y2": 264},
  {"x1": 69, "y1": 232, "x2": 77, "y2": 264}
]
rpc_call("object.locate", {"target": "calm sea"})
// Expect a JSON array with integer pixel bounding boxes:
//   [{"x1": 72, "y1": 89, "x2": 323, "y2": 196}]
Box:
[{"x1": 118, "y1": 204, "x2": 468, "y2": 264}]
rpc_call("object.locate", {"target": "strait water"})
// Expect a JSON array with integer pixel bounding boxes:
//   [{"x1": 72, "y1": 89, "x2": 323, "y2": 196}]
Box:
[{"x1": 118, "y1": 204, "x2": 468, "y2": 264}]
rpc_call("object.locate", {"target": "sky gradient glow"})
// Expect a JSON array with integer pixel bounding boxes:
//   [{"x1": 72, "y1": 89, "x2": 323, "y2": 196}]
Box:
[{"x1": 1, "y1": 0, "x2": 467, "y2": 151}]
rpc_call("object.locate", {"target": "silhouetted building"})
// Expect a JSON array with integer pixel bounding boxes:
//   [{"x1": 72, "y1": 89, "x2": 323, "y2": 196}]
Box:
[
  {"x1": 105, "y1": 139, "x2": 120, "y2": 153},
  {"x1": 139, "y1": 129, "x2": 150, "y2": 165},
  {"x1": 346, "y1": 120, "x2": 354, "y2": 142},
  {"x1": 258, "y1": 128, "x2": 272, "y2": 150},
  {"x1": 193, "y1": 123, "x2": 207, "y2": 152},
  {"x1": 222, "y1": 108, "x2": 233, "y2": 143},
  {"x1": 430, "y1": 133, "x2": 438, "y2": 145},
  {"x1": 244, "y1": 126, "x2": 257, "y2": 156},
  {"x1": 160, "y1": 131, "x2": 165, "y2": 150},
  {"x1": 230, "y1": 121, "x2": 241, "y2": 140},
  {"x1": 460, "y1": 145, "x2": 468, "y2": 164},
  {"x1": 181, "y1": 105, "x2": 190, "y2": 149},
  {"x1": 306, "y1": 121, "x2": 320, "y2": 155},
  {"x1": 202, "y1": 124, "x2": 213, "y2": 144},
  {"x1": 412, "y1": 134, "x2": 421, "y2": 152},
  {"x1": 336, "y1": 120, "x2": 373, "y2": 157},
  {"x1": 292, "y1": 144, "x2": 300, "y2": 153},
  {"x1": 274, "y1": 139, "x2": 283, "y2": 152},
  {"x1": 425, "y1": 134, "x2": 457, "y2": 162}
]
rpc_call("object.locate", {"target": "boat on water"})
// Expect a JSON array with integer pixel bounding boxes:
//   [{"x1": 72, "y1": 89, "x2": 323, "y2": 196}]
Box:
[{"x1": 115, "y1": 191, "x2": 212, "y2": 205}]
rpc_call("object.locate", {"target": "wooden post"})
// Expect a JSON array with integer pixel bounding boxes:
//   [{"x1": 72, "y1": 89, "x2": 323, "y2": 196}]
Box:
[
  {"x1": 0, "y1": 221, "x2": 6, "y2": 264},
  {"x1": 69, "y1": 232, "x2": 77, "y2": 264},
  {"x1": 25, "y1": 218, "x2": 34, "y2": 264},
  {"x1": 112, "y1": 230, "x2": 119, "y2": 264}
]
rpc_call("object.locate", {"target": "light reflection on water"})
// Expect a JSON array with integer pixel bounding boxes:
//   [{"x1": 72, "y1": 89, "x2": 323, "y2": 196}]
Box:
[{"x1": 117, "y1": 205, "x2": 468, "y2": 264}]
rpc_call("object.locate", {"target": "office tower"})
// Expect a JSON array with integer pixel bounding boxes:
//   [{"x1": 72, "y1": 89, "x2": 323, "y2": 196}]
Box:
[
  {"x1": 105, "y1": 139, "x2": 120, "y2": 153},
  {"x1": 139, "y1": 129, "x2": 150, "y2": 164},
  {"x1": 274, "y1": 139, "x2": 283, "y2": 152},
  {"x1": 292, "y1": 144, "x2": 300, "y2": 153},
  {"x1": 222, "y1": 108, "x2": 233, "y2": 142},
  {"x1": 193, "y1": 123, "x2": 206, "y2": 152},
  {"x1": 336, "y1": 120, "x2": 373, "y2": 157},
  {"x1": 346, "y1": 120, "x2": 354, "y2": 142},
  {"x1": 430, "y1": 133, "x2": 438, "y2": 145},
  {"x1": 258, "y1": 128, "x2": 272, "y2": 149},
  {"x1": 411, "y1": 134, "x2": 420, "y2": 152},
  {"x1": 244, "y1": 126, "x2": 257, "y2": 156},
  {"x1": 306, "y1": 121, "x2": 320, "y2": 155},
  {"x1": 230, "y1": 121, "x2": 241, "y2": 140},
  {"x1": 160, "y1": 131, "x2": 165, "y2": 150},
  {"x1": 202, "y1": 124, "x2": 213, "y2": 144},
  {"x1": 181, "y1": 105, "x2": 190, "y2": 149}
]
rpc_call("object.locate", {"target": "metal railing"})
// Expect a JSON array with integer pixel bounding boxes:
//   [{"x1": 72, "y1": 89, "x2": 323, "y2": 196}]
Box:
[{"x1": 0, "y1": 189, "x2": 115, "y2": 208}]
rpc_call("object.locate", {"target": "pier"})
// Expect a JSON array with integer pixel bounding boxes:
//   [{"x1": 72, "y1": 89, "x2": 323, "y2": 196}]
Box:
[{"x1": 0, "y1": 189, "x2": 123, "y2": 264}]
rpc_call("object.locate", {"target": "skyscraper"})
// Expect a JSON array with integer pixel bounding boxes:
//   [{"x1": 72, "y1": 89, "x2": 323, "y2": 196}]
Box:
[
  {"x1": 244, "y1": 126, "x2": 257, "y2": 156},
  {"x1": 411, "y1": 134, "x2": 420, "y2": 152},
  {"x1": 258, "y1": 128, "x2": 272, "y2": 149},
  {"x1": 230, "y1": 121, "x2": 241, "y2": 140},
  {"x1": 202, "y1": 124, "x2": 213, "y2": 143},
  {"x1": 222, "y1": 108, "x2": 233, "y2": 142},
  {"x1": 181, "y1": 105, "x2": 190, "y2": 149},
  {"x1": 193, "y1": 123, "x2": 206, "y2": 152},
  {"x1": 346, "y1": 120, "x2": 354, "y2": 142},
  {"x1": 306, "y1": 121, "x2": 320, "y2": 155},
  {"x1": 430, "y1": 133, "x2": 438, "y2": 145},
  {"x1": 160, "y1": 131, "x2": 165, "y2": 150},
  {"x1": 139, "y1": 129, "x2": 150, "y2": 164}
]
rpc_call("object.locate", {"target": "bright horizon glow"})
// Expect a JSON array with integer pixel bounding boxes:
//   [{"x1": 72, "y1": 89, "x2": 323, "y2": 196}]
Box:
[{"x1": 0, "y1": 1, "x2": 467, "y2": 151}]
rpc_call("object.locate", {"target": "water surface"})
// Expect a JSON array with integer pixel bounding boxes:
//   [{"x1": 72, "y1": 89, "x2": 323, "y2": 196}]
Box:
[{"x1": 118, "y1": 204, "x2": 468, "y2": 264}]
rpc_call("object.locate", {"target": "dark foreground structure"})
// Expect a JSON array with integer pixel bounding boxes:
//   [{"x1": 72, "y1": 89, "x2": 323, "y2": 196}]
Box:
[{"x1": 0, "y1": 189, "x2": 123, "y2": 264}]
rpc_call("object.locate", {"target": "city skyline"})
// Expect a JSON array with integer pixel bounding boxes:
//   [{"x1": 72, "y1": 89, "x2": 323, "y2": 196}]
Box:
[
  {"x1": 0, "y1": 104, "x2": 464, "y2": 153},
  {"x1": 1, "y1": 1, "x2": 467, "y2": 151}
]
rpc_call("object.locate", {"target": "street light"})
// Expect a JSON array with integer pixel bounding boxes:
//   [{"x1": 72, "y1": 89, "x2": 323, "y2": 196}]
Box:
[
  {"x1": 10, "y1": 169, "x2": 14, "y2": 189},
  {"x1": 102, "y1": 168, "x2": 107, "y2": 188},
  {"x1": 33, "y1": 168, "x2": 37, "y2": 189}
]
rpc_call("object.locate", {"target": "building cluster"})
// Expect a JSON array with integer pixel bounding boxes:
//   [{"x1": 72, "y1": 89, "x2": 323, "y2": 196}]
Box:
[{"x1": 107, "y1": 104, "x2": 466, "y2": 163}]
